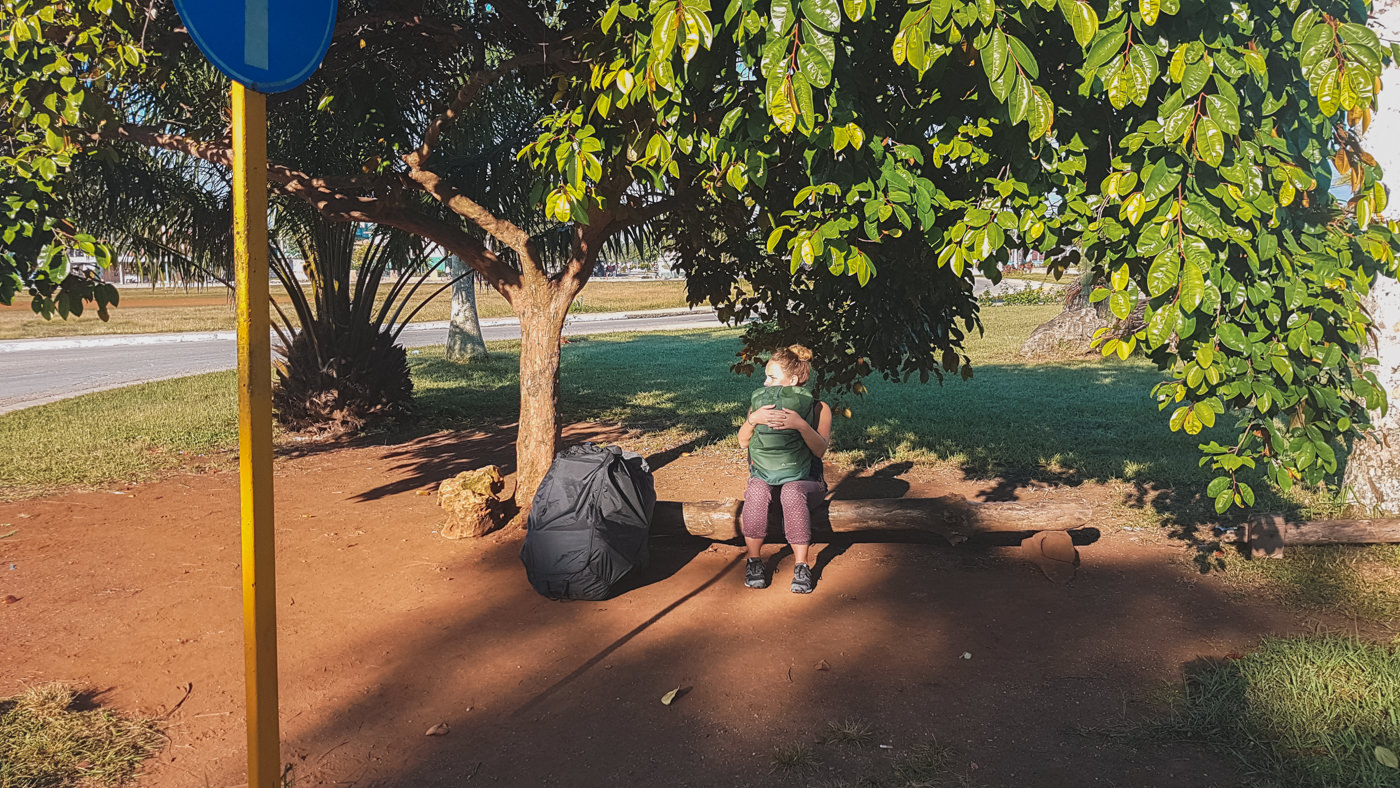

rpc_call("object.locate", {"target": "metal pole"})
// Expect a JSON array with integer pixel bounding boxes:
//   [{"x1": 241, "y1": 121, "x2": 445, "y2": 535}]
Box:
[{"x1": 231, "y1": 81, "x2": 280, "y2": 788}]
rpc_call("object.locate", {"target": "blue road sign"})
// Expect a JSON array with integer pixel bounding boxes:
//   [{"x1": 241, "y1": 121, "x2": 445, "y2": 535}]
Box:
[{"x1": 173, "y1": 0, "x2": 337, "y2": 93}]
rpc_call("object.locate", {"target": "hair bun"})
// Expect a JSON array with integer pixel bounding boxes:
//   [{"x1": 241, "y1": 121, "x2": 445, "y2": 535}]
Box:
[{"x1": 788, "y1": 344, "x2": 813, "y2": 362}]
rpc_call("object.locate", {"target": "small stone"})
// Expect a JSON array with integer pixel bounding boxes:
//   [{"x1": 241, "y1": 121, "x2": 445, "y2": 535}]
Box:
[{"x1": 425, "y1": 722, "x2": 450, "y2": 736}]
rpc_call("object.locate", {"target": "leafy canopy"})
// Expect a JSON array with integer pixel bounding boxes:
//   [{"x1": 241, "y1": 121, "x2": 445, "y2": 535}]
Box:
[{"x1": 522, "y1": 0, "x2": 1400, "y2": 512}]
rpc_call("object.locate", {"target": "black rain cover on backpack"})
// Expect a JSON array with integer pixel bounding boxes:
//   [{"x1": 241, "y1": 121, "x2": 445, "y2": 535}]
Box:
[{"x1": 520, "y1": 443, "x2": 656, "y2": 600}]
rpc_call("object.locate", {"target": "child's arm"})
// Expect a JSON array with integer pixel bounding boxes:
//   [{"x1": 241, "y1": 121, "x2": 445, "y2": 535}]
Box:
[
  {"x1": 768, "y1": 402, "x2": 832, "y2": 458},
  {"x1": 738, "y1": 405, "x2": 775, "y2": 449}
]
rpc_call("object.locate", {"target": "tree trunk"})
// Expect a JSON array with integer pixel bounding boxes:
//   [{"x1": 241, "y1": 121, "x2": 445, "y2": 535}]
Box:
[
  {"x1": 1342, "y1": 275, "x2": 1400, "y2": 513},
  {"x1": 513, "y1": 298, "x2": 570, "y2": 513},
  {"x1": 1345, "y1": 38, "x2": 1400, "y2": 515},
  {"x1": 445, "y1": 256, "x2": 488, "y2": 362}
]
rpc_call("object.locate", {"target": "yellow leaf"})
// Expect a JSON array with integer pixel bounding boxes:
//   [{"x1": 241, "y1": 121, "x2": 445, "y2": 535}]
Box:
[
  {"x1": 1140, "y1": 0, "x2": 1159, "y2": 25},
  {"x1": 661, "y1": 687, "x2": 680, "y2": 705},
  {"x1": 1123, "y1": 192, "x2": 1146, "y2": 225}
]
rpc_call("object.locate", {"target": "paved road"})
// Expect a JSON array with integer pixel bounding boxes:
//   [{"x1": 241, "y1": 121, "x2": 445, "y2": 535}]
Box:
[
  {"x1": 0, "y1": 277, "x2": 1055, "y2": 414},
  {"x1": 0, "y1": 311, "x2": 722, "y2": 414}
]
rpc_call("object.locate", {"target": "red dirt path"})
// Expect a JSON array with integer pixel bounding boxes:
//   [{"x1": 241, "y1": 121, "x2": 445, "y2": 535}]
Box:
[{"x1": 0, "y1": 424, "x2": 1313, "y2": 787}]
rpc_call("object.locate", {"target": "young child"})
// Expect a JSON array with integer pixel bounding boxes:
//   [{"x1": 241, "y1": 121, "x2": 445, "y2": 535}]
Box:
[{"x1": 737, "y1": 344, "x2": 833, "y2": 593}]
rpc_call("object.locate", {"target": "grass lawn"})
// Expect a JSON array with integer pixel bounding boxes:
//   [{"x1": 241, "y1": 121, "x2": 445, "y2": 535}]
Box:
[
  {"x1": 0, "y1": 279, "x2": 692, "y2": 340},
  {"x1": 1125, "y1": 635, "x2": 1400, "y2": 788}
]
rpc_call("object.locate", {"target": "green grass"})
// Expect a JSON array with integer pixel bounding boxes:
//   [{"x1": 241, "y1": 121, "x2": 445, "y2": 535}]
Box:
[
  {"x1": 417, "y1": 307, "x2": 1214, "y2": 492},
  {"x1": 0, "y1": 372, "x2": 237, "y2": 499},
  {"x1": 821, "y1": 718, "x2": 876, "y2": 747},
  {"x1": 769, "y1": 741, "x2": 820, "y2": 773},
  {"x1": 0, "y1": 683, "x2": 163, "y2": 788},
  {"x1": 1213, "y1": 544, "x2": 1400, "y2": 623},
  {"x1": 0, "y1": 280, "x2": 691, "y2": 340},
  {"x1": 0, "y1": 305, "x2": 1231, "y2": 512},
  {"x1": 1135, "y1": 636, "x2": 1400, "y2": 788}
]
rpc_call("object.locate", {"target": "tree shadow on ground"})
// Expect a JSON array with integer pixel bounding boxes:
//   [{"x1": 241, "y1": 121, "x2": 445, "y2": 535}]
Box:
[
  {"x1": 398, "y1": 332, "x2": 1323, "y2": 571},
  {"x1": 246, "y1": 520, "x2": 1303, "y2": 788}
]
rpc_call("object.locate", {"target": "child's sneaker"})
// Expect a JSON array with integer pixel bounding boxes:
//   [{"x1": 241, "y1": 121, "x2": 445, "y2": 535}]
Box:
[
  {"x1": 744, "y1": 558, "x2": 769, "y2": 589},
  {"x1": 790, "y1": 563, "x2": 814, "y2": 594}
]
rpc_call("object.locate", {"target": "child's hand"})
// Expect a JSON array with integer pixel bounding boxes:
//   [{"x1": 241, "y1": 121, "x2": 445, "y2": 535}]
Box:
[
  {"x1": 765, "y1": 408, "x2": 803, "y2": 430},
  {"x1": 747, "y1": 405, "x2": 776, "y2": 425}
]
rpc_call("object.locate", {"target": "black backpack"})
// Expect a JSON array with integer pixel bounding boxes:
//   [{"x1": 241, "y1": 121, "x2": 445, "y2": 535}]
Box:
[{"x1": 520, "y1": 444, "x2": 656, "y2": 600}]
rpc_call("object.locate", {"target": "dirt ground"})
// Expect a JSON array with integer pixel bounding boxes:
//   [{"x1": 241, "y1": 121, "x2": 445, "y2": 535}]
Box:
[{"x1": 0, "y1": 424, "x2": 1321, "y2": 787}]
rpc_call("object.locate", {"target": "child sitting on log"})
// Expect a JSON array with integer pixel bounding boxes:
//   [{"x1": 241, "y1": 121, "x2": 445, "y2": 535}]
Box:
[{"x1": 737, "y1": 344, "x2": 833, "y2": 593}]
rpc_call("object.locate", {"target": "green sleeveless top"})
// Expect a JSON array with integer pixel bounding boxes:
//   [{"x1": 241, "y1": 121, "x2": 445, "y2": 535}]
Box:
[{"x1": 747, "y1": 385, "x2": 818, "y2": 485}]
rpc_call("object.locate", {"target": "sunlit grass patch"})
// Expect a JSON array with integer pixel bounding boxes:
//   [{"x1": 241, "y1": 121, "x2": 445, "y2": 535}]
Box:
[
  {"x1": 0, "y1": 683, "x2": 163, "y2": 788},
  {"x1": 1135, "y1": 636, "x2": 1400, "y2": 788},
  {"x1": 0, "y1": 371, "x2": 237, "y2": 500}
]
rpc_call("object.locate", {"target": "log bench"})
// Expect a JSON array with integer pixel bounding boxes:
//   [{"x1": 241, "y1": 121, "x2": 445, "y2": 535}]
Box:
[
  {"x1": 651, "y1": 495, "x2": 1094, "y2": 544},
  {"x1": 1243, "y1": 513, "x2": 1400, "y2": 558}
]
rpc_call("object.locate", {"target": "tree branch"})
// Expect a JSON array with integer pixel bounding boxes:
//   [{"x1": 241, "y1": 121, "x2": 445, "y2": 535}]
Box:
[
  {"x1": 403, "y1": 50, "x2": 559, "y2": 169},
  {"x1": 402, "y1": 165, "x2": 538, "y2": 275},
  {"x1": 101, "y1": 122, "x2": 524, "y2": 300}
]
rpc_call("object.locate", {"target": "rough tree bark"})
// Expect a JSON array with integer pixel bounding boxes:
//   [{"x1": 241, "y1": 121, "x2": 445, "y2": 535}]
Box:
[
  {"x1": 445, "y1": 256, "x2": 487, "y2": 362},
  {"x1": 1344, "y1": 9, "x2": 1400, "y2": 515}
]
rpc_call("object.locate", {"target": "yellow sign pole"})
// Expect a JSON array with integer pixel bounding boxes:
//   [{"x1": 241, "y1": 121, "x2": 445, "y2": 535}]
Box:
[{"x1": 231, "y1": 81, "x2": 280, "y2": 788}]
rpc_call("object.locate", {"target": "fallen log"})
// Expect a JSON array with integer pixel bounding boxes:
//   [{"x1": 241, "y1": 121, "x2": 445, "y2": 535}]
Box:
[
  {"x1": 1244, "y1": 513, "x2": 1400, "y2": 559},
  {"x1": 651, "y1": 495, "x2": 1094, "y2": 544}
]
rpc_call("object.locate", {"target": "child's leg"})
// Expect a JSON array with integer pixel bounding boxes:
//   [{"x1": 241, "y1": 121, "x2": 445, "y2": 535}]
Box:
[
  {"x1": 742, "y1": 477, "x2": 774, "y2": 558},
  {"x1": 778, "y1": 480, "x2": 828, "y2": 564}
]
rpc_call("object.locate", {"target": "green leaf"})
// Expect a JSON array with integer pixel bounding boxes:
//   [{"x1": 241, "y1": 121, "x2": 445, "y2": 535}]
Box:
[
  {"x1": 771, "y1": 0, "x2": 796, "y2": 34},
  {"x1": 841, "y1": 0, "x2": 867, "y2": 21},
  {"x1": 1204, "y1": 93, "x2": 1240, "y2": 135},
  {"x1": 1162, "y1": 104, "x2": 1195, "y2": 143},
  {"x1": 1194, "y1": 116, "x2": 1224, "y2": 166},
  {"x1": 1146, "y1": 303, "x2": 1178, "y2": 345},
  {"x1": 1122, "y1": 192, "x2": 1146, "y2": 225},
  {"x1": 1207, "y1": 476, "x2": 1231, "y2": 498},
  {"x1": 1028, "y1": 87, "x2": 1054, "y2": 139},
  {"x1": 1059, "y1": 0, "x2": 1098, "y2": 48},
  {"x1": 1219, "y1": 323, "x2": 1247, "y2": 351},
  {"x1": 1376, "y1": 747, "x2": 1399, "y2": 770},
  {"x1": 1109, "y1": 290, "x2": 1132, "y2": 319},
  {"x1": 652, "y1": 6, "x2": 681, "y2": 58},
  {"x1": 1006, "y1": 35, "x2": 1039, "y2": 80},
  {"x1": 798, "y1": 43, "x2": 833, "y2": 87},
  {"x1": 1009, "y1": 72, "x2": 1031, "y2": 125},
  {"x1": 1143, "y1": 165, "x2": 1181, "y2": 201},
  {"x1": 1084, "y1": 31, "x2": 1125, "y2": 71},
  {"x1": 802, "y1": 0, "x2": 842, "y2": 32},
  {"x1": 1214, "y1": 488, "x2": 1233, "y2": 514},
  {"x1": 1301, "y1": 23, "x2": 1333, "y2": 67},
  {"x1": 1179, "y1": 259, "x2": 1205, "y2": 312},
  {"x1": 1147, "y1": 250, "x2": 1181, "y2": 297},
  {"x1": 892, "y1": 26, "x2": 909, "y2": 65}
]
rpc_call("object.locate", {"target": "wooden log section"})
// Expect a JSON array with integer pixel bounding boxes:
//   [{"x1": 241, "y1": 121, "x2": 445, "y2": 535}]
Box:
[
  {"x1": 1245, "y1": 513, "x2": 1400, "y2": 559},
  {"x1": 651, "y1": 495, "x2": 1094, "y2": 544}
]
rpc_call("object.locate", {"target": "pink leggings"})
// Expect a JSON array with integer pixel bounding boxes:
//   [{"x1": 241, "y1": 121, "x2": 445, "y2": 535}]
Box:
[{"x1": 742, "y1": 477, "x2": 828, "y2": 545}]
